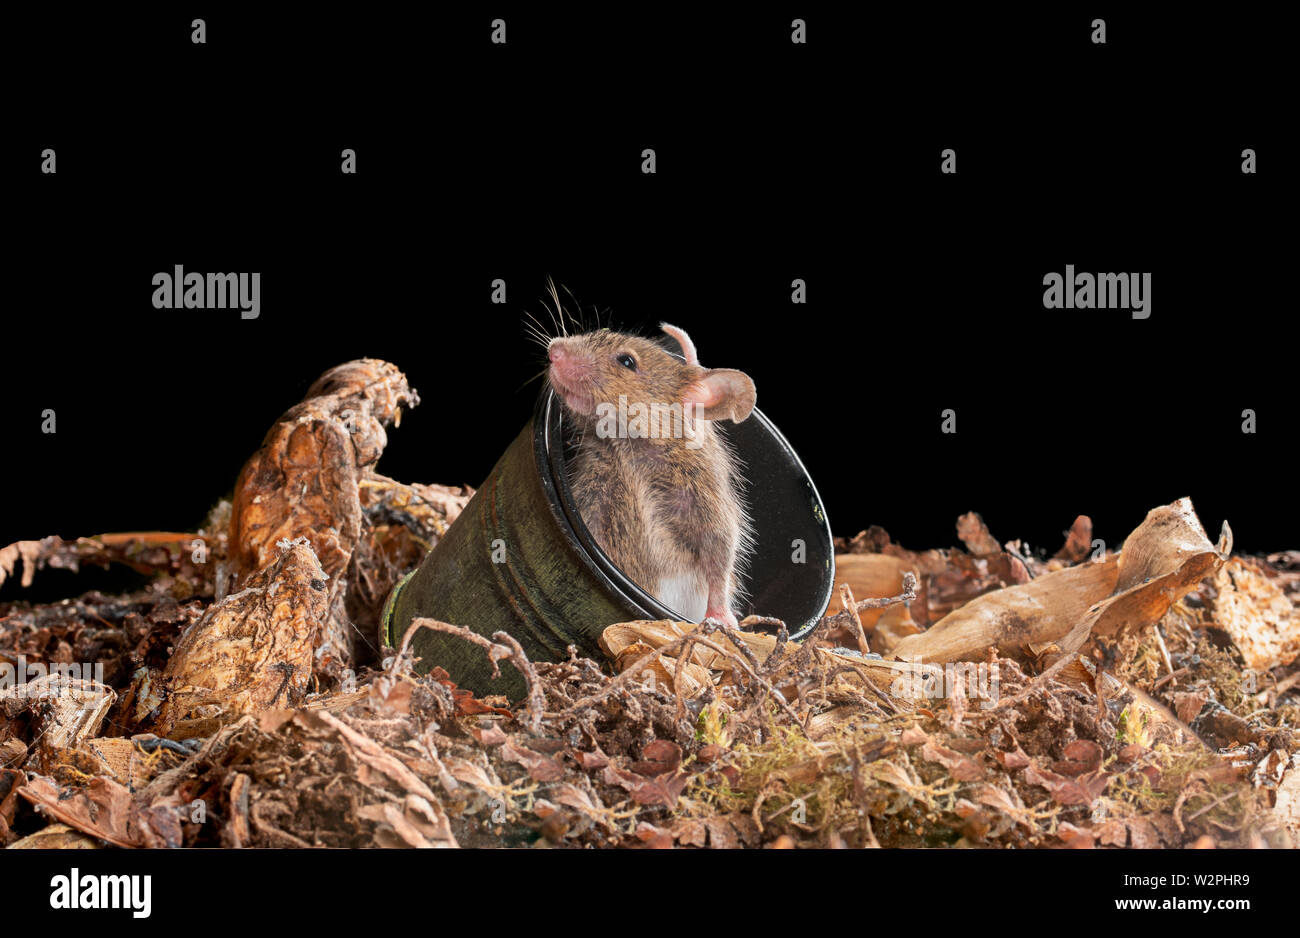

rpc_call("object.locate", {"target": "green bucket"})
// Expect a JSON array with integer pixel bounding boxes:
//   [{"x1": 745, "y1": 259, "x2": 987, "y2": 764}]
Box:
[{"x1": 382, "y1": 389, "x2": 835, "y2": 700}]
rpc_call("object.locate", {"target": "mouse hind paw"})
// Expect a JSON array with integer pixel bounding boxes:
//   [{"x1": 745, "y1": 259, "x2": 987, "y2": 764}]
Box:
[{"x1": 704, "y1": 607, "x2": 739, "y2": 628}]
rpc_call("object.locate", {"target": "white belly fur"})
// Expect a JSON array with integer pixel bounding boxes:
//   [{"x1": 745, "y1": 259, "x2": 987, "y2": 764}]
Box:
[{"x1": 655, "y1": 573, "x2": 708, "y2": 622}]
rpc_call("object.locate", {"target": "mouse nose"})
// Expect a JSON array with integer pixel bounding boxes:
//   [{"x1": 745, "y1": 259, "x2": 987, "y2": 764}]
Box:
[{"x1": 548, "y1": 344, "x2": 565, "y2": 363}]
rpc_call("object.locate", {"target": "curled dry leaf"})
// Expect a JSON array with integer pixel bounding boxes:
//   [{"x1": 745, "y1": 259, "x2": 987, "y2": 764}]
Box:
[
  {"x1": 956, "y1": 511, "x2": 1003, "y2": 558},
  {"x1": 1023, "y1": 762, "x2": 1111, "y2": 807},
  {"x1": 1052, "y1": 740, "x2": 1105, "y2": 777},
  {"x1": 7, "y1": 822, "x2": 104, "y2": 849},
  {"x1": 1055, "y1": 515, "x2": 1095, "y2": 564},
  {"x1": 17, "y1": 773, "x2": 184, "y2": 848},
  {"x1": 891, "y1": 556, "x2": 1119, "y2": 665},
  {"x1": 1127, "y1": 816, "x2": 1162, "y2": 849},
  {"x1": 599, "y1": 619, "x2": 768, "y2": 697},
  {"x1": 148, "y1": 539, "x2": 329, "y2": 738},
  {"x1": 671, "y1": 816, "x2": 708, "y2": 847},
  {"x1": 0, "y1": 532, "x2": 216, "y2": 595},
  {"x1": 226, "y1": 358, "x2": 420, "y2": 674},
  {"x1": 1067, "y1": 498, "x2": 1231, "y2": 651},
  {"x1": 1209, "y1": 558, "x2": 1300, "y2": 671},
  {"x1": 632, "y1": 739, "x2": 683, "y2": 777},
  {"x1": 0, "y1": 674, "x2": 115, "y2": 756},
  {"x1": 500, "y1": 740, "x2": 565, "y2": 782},
  {"x1": 356, "y1": 794, "x2": 457, "y2": 849},
  {"x1": 1097, "y1": 818, "x2": 1128, "y2": 847},
  {"x1": 891, "y1": 498, "x2": 1228, "y2": 666},
  {"x1": 921, "y1": 741, "x2": 984, "y2": 782},
  {"x1": 1057, "y1": 822, "x2": 1097, "y2": 849}
]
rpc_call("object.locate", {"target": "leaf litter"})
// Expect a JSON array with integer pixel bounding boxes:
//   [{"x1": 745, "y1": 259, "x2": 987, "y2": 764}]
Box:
[{"x1": 2, "y1": 360, "x2": 1298, "y2": 849}]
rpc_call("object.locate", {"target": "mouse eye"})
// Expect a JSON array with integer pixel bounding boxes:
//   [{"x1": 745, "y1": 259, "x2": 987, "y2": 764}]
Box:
[{"x1": 616, "y1": 354, "x2": 637, "y2": 371}]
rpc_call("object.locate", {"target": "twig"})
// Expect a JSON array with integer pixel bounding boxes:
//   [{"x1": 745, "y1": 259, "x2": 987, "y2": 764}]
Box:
[
  {"x1": 490, "y1": 630, "x2": 546, "y2": 735},
  {"x1": 740, "y1": 615, "x2": 785, "y2": 630},
  {"x1": 1266, "y1": 669, "x2": 1300, "y2": 706},
  {"x1": 988, "y1": 651, "x2": 1076, "y2": 711},
  {"x1": 1185, "y1": 789, "x2": 1241, "y2": 823},
  {"x1": 839, "y1": 583, "x2": 871, "y2": 655},
  {"x1": 709, "y1": 618, "x2": 764, "y2": 674},
  {"x1": 1152, "y1": 625, "x2": 1177, "y2": 688},
  {"x1": 554, "y1": 621, "x2": 806, "y2": 733},
  {"x1": 796, "y1": 573, "x2": 916, "y2": 670},
  {"x1": 1153, "y1": 667, "x2": 1190, "y2": 690},
  {"x1": 396, "y1": 617, "x2": 544, "y2": 734}
]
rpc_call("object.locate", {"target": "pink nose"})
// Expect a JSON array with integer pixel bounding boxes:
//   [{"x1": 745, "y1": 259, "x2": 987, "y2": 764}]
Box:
[{"x1": 548, "y1": 344, "x2": 565, "y2": 363}]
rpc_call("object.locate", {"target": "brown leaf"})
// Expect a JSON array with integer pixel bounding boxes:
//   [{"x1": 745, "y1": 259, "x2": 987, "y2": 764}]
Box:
[
  {"x1": 1057, "y1": 822, "x2": 1096, "y2": 849},
  {"x1": 447, "y1": 753, "x2": 496, "y2": 789},
  {"x1": 17, "y1": 773, "x2": 180, "y2": 848},
  {"x1": 1053, "y1": 740, "x2": 1104, "y2": 777},
  {"x1": 921, "y1": 741, "x2": 984, "y2": 781},
  {"x1": 671, "y1": 817, "x2": 708, "y2": 847},
  {"x1": 1126, "y1": 816, "x2": 1161, "y2": 849},
  {"x1": 471, "y1": 723, "x2": 509, "y2": 747},
  {"x1": 704, "y1": 815, "x2": 738, "y2": 849},
  {"x1": 696, "y1": 744, "x2": 724, "y2": 764},
  {"x1": 1097, "y1": 818, "x2": 1128, "y2": 847},
  {"x1": 1210, "y1": 558, "x2": 1300, "y2": 670},
  {"x1": 573, "y1": 748, "x2": 610, "y2": 772},
  {"x1": 550, "y1": 783, "x2": 613, "y2": 830},
  {"x1": 974, "y1": 784, "x2": 1036, "y2": 831},
  {"x1": 630, "y1": 773, "x2": 687, "y2": 807},
  {"x1": 995, "y1": 747, "x2": 1032, "y2": 770},
  {"x1": 897, "y1": 728, "x2": 929, "y2": 748},
  {"x1": 451, "y1": 687, "x2": 512, "y2": 717},
  {"x1": 228, "y1": 360, "x2": 419, "y2": 674},
  {"x1": 635, "y1": 822, "x2": 674, "y2": 848},
  {"x1": 1025, "y1": 763, "x2": 1111, "y2": 806},
  {"x1": 631, "y1": 739, "x2": 682, "y2": 776},
  {"x1": 500, "y1": 741, "x2": 564, "y2": 782},
  {"x1": 601, "y1": 763, "x2": 687, "y2": 808},
  {"x1": 1172, "y1": 690, "x2": 1210, "y2": 725},
  {"x1": 150, "y1": 540, "x2": 328, "y2": 736},
  {"x1": 1117, "y1": 744, "x2": 1148, "y2": 763},
  {"x1": 957, "y1": 512, "x2": 1003, "y2": 558},
  {"x1": 1055, "y1": 516, "x2": 1095, "y2": 564}
]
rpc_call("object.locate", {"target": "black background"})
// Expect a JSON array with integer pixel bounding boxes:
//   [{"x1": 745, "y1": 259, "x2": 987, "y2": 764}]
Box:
[
  {"x1": 4, "y1": 6, "x2": 1290, "y2": 608},
  {"x1": 1, "y1": 1, "x2": 1293, "y2": 905}
]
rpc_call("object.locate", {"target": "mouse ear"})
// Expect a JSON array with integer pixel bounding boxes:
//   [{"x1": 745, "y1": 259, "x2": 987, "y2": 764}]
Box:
[
  {"x1": 682, "y1": 369, "x2": 756, "y2": 423},
  {"x1": 660, "y1": 323, "x2": 699, "y2": 366}
]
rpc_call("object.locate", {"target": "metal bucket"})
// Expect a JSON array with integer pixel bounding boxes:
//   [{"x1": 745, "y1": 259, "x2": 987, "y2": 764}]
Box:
[{"x1": 381, "y1": 389, "x2": 834, "y2": 700}]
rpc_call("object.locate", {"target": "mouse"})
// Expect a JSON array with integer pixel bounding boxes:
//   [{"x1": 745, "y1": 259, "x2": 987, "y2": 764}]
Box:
[{"x1": 546, "y1": 322, "x2": 756, "y2": 627}]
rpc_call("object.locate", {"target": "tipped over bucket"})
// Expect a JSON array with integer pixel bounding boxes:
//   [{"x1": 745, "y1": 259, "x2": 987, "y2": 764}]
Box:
[{"x1": 382, "y1": 389, "x2": 834, "y2": 699}]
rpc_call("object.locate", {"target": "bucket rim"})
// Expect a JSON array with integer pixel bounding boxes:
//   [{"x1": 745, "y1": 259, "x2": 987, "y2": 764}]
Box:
[{"x1": 533, "y1": 386, "x2": 834, "y2": 641}]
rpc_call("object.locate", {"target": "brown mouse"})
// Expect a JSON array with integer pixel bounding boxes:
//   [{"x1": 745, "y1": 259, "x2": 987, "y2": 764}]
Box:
[{"x1": 546, "y1": 322, "x2": 756, "y2": 626}]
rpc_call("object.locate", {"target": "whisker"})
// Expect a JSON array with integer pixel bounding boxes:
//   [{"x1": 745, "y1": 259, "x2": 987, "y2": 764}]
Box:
[
  {"x1": 561, "y1": 282, "x2": 586, "y2": 332},
  {"x1": 522, "y1": 308, "x2": 551, "y2": 339},
  {"x1": 546, "y1": 276, "x2": 570, "y2": 337},
  {"x1": 515, "y1": 367, "x2": 549, "y2": 393},
  {"x1": 522, "y1": 318, "x2": 551, "y2": 349}
]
